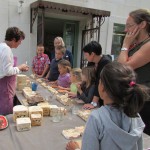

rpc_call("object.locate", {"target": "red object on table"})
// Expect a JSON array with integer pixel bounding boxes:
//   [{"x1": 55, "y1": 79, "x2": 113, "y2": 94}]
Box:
[{"x1": 0, "y1": 115, "x2": 8, "y2": 130}]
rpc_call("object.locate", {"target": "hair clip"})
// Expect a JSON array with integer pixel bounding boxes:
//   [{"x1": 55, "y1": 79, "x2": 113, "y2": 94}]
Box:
[{"x1": 129, "y1": 81, "x2": 136, "y2": 87}]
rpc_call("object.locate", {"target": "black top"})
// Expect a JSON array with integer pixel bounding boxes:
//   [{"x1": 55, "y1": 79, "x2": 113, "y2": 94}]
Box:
[
  {"x1": 77, "y1": 83, "x2": 95, "y2": 103},
  {"x1": 88, "y1": 55, "x2": 111, "y2": 105},
  {"x1": 63, "y1": 50, "x2": 73, "y2": 67},
  {"x1": 48, "y1": 58, "x2": 62, "y2": 81},
  {"x1": 94, "y1": 55, "x2": 111, "y2": 97},
  {"x1": 128, "y1": 38, "x2": 150, "y2": 87}
]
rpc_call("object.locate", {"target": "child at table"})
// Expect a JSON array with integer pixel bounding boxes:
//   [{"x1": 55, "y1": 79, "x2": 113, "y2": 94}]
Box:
[
  {"x1": 55, "y1": 59, "x2": 71, "y2": 88},
  {"x1": 32, "y1": 44, "x2": 50, "y2": 78},
  {"x1": 58, "y1": 68, "x2": 82, "y2": 95},
  {"x1": 66, "y1": 62, "x2": 149, "y2": 150},
  {"x1": 76, "y1": 66, "x2": 96, "y2": 103},
  {"x1": 70, "y1": 68, "x2": 82, "y2": 93},
  {"x1": 46, "y1": 46, "x2": 65, "y2": 82}
]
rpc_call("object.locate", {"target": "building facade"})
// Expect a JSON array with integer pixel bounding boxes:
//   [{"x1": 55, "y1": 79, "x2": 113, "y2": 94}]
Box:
[{"x1": 0, "y1": 0, "x2": 149, "y2": 73}]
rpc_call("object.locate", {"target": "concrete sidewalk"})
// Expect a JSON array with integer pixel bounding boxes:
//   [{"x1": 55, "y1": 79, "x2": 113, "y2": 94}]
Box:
[{"x1": 143, "y1": 133, "x2": 150, "y2": 150}]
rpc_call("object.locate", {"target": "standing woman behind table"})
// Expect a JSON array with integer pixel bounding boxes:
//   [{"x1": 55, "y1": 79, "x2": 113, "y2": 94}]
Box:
[
  {"x1": 53, "y1": 36, "x2": 73, "y2": 67},
  {"x1": 118, "y1": 9, "x2": 150, "y2": 135},
  {"x1": 0, "y1": 27, "x2": 29, "y2": 115}
]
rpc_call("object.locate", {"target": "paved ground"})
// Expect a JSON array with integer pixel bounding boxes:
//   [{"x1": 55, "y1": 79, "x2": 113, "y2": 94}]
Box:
[{"x1": 143, "y1": 133, "x2": 150, "y2": 150}]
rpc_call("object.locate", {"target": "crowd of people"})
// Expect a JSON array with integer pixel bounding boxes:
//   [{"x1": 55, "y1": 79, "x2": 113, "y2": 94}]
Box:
[{"x1": 0, "y1": 8, "x2": 150, "y2": 150}]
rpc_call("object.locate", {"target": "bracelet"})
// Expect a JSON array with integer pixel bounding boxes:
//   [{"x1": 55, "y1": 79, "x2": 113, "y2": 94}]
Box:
[
  {"x1": 121, "y1": 47, "x2": 128, "y2": 51},
  {"x1": 91, "y1": 101, "x2": 97, "y2": 107}
]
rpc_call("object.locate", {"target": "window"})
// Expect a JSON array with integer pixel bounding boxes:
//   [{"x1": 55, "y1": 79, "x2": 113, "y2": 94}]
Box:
[{"x1": 111, "y1": 23, "x2": 125, "y2": 59}]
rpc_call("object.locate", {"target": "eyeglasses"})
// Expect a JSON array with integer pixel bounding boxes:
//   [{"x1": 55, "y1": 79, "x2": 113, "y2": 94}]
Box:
[{"x1": 125, "y1": 24, "x2": 136, "y2": 29}]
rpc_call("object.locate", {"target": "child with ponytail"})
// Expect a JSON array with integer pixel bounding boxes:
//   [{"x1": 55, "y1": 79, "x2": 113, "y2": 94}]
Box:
[
  {"x1": 54, "y1": 59, "x2": 71, "y2": 88},
  {"x1": 66, "y1": 62, "x2": 149, "y2": 150}
]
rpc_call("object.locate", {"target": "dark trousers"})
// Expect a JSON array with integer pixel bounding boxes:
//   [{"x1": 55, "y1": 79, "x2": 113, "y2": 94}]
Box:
[
  {"x1": 140, "y1": 101, "x2": 150, "y2": 135},
  {"x1": 13, "y1": 95, "x2": 20, "y2": 106}
]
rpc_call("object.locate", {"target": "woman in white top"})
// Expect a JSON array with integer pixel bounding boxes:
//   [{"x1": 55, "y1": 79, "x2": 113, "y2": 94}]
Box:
[{"x1": 0, "y1": 27, "x2": 29, "y2": 115}]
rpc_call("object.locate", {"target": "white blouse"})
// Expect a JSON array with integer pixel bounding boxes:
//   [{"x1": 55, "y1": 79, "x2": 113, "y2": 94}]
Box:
[{"x1": 0, "y1": 42, "x2": 20, "y2": 79}]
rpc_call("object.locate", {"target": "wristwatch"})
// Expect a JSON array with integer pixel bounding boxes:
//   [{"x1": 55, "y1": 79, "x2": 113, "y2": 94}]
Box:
[
  {"x1": 91, "y1": 101, "x2": 97, "y2": 107},
  {"x1": 121, "y1": 47, "x2": 128, "y2": 51}
]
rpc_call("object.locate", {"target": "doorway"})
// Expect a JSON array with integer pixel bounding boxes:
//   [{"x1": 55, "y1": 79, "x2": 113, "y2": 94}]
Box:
[{"x1": 42, "y1": 17, "x2": 79, "y2": 66}]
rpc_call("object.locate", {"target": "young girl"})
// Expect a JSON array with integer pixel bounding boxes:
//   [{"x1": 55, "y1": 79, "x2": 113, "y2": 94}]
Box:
[
  {"x1": 68, "y1": 68, "x2": 82, "y2": 96},
  {"x1": 59, "y1": 68, "x2": 82, "y2": 96},
  {"x1": 57, "y1": 59, "x2": 71, "y2": 88},
  {"x1": 66, "y1": 62, "x2": 149, "y2": 150},
  {"x1": 76, "y1": 66, "x2": 96, "y2": 103}
]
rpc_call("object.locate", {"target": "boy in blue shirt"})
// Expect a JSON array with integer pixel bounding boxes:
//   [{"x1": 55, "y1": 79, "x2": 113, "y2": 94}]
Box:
[{"x1": 46, "y1": 46, "x2": 65, "y2": 81}]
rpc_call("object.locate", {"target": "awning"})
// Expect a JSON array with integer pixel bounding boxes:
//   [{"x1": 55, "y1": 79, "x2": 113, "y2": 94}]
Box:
[
  {"x1": 30, "y1": 1, "x2": 110, "y2": 33},
  {"x1": 30, "y1": 1, "x2": 110, "y2": 17}
]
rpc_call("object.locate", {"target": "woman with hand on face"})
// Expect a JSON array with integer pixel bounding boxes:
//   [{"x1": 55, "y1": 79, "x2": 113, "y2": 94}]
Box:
[
  {"x1": 118, "y1": 9, "x2": 150, "y2": 135},
  {"x1": 0, "y1": 27, "x2": 29, "y2": 115}
]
